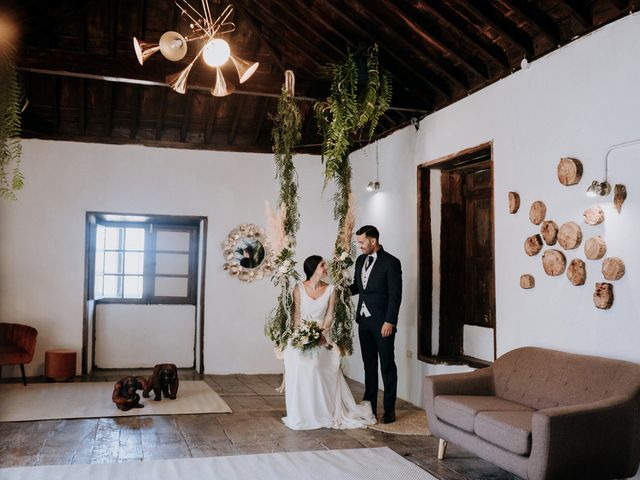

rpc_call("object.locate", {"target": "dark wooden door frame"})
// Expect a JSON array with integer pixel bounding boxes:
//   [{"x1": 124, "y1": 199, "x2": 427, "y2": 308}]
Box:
[{"x1": 417, "y1": 141, "x2": 495, "y2": 364}]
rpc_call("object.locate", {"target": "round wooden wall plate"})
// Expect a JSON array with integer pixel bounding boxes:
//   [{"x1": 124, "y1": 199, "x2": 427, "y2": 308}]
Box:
[
  {"x1": 567, "y1": 259, "x2": 586, "y2": 286},
  {"x1": 542, "y1": 249, "x2": 566, "y2": 276},
  {"x1": 584, "y1": 236, "x2": 607, "y2": 260},
  {"x1": 584, "y1": 205, "x2": 605, "y2": 225},
  {"x1": 557, "y1": 222, "x2": 582, "y2": 250},
  {"x1": 509, "y1": 192, "x2": 520, "y2": 214},
  {"x1": 594, "y1": 282, "x2": 614, "y2": 309},
  {"x1": 529, "y1": 201, "x2": 547, "y2": 225},
  {"x1": 602, "y1": 257, "x2": 625, "y2": 281},
  {"x1": 520, "y1": 274, "x2": 535, "y2": 289},
  {"x1": 540, "y1": 221, "x2": 558, "y2": 245},
  {"x1": 524, "y1": 234, "x2": 543, "y2": 256},
  {"x1": 557, "y1": 157, "x2": 583, "y2": 186}
]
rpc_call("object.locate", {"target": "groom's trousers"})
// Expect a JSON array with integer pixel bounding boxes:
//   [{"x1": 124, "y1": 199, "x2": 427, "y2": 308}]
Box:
[{"x1": 358, "y1": 318, "x2": 397, "y2": 415}]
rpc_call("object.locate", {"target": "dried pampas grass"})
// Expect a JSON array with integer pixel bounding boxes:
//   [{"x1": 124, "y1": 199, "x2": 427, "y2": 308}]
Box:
[{"x1": 265, "y1": 200, "x2": 287, "y2": 255}]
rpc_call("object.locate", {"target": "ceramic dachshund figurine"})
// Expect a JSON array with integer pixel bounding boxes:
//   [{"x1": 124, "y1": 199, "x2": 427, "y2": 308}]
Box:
[
  {"x1": 143, "y1": 363, "x2": 179, "y2": 401},
  {"x1": 112, "y1": 376, "x2": 148, "y2": 411}
]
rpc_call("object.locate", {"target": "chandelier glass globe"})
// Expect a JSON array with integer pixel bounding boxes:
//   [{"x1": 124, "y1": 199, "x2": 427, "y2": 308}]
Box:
[{"x1": 203, "y1": 38, "x2": 231, "y2": 67}]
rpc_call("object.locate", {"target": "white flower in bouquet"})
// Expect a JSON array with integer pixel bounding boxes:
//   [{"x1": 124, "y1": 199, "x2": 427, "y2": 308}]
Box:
[
  {"x1": 340, "y1": 251, "x2": 349, "y2": 261},
  {"x1": 282, "y1": 259, "x2": 291, "y2": 268},
  {"x1": 278, "y1": 265, "x2": 289, "y2": 274}
]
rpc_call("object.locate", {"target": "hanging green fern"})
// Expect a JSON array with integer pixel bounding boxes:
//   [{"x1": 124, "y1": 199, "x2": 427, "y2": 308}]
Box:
[
  {"x1": 0, "y1": 43, "x2": 24, "y2": 200},
  {"x1": 265, "y1": 83, "x2": 303, "y2": 350},
  {"x1": 314, "y1": 45, "x2": 392, "y2": 355}
]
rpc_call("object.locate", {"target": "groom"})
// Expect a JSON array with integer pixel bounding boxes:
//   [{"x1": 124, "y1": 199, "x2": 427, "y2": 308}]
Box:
[{"x1": 350, "y1": 225, "x2": 402, "y2": 424}]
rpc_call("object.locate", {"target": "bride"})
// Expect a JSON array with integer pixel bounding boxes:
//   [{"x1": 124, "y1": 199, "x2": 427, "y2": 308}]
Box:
[{"x1": 282, "y1": 255, "x2": 376, "y2": 430}]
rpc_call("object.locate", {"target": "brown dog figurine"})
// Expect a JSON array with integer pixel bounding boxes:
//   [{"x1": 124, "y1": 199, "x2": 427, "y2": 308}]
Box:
[
  {"x1": 112, "y1": 376, "x2": 148, "y2": 411},
  {"x1": 143, "y1": 363, "x2": 179, "y2": 401}
]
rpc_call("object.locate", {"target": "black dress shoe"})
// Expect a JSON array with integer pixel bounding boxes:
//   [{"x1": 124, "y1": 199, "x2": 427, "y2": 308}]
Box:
[{"x1": 381, "y1": 411, "x2": 396, "y2": 424}]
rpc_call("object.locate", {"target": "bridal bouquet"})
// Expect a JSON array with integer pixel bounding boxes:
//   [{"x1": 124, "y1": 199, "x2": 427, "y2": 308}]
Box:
[{"x1": 290, "y1": 320, "x2": 332, "y2": 351}]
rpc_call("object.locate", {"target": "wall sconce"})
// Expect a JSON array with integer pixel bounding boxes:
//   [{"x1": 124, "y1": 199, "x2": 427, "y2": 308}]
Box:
[
  {"x1": 366, "y1": 141, "x2": 381, "y2": 192},
  {"x1": 132, "y1": 2, "x2": 259, "y2": 97},
  {"x1": 587, "y1": 138, "x2": 640, "y2": 197}
]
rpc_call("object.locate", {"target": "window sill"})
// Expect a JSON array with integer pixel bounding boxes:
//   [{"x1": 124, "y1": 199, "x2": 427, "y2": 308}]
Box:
[{"x1": 418, "y1": 354, "x2": 492, "y2": 369}]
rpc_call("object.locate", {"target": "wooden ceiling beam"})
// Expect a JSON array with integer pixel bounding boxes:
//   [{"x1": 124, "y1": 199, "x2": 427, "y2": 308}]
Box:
[
  {"x1": 324, "y1": 2, "x2": 458, "y2": 97},
  {"x1": 494, "y1": 0, "x2": 561, "y2": 45},
  {"x1": 557, "y1": 0, "x2": 593, "y2": 28},
  {"x1": 129, "y1": 85, "x2": 142, "y2": 139},
  {"x1": 79, "y1": 78, "x2": 86, "y2": 135},
  {"x1": 452, "y1": 0, "x2": 534, "y2": 57},
  {"x1": 204, "y1": 96, "x2": 222, "y2": 145},
  {"x1": 288, "y1": 0, "x2": 441, "y2": 105},
  {"x1": 180, "y1": 90, "x2": 194, "y2": 143},
  {"x1": 410, "y1": 0, "x2": 510, "y2": 69},
  {"x1": 382, "y1": 1, "x2": 489, "y2": 80},
  {"x1": 251, "y1": 97, "x2": 270, "y2": 146},
  {"x1": 155, "y1": 89, "x2": 167, "y2": 141},
  {"x1": 228, "y1": 96, "x2": 245, "y2": 145},
  {"x1": 246, "y1": 2, "x2": 329, "y2": 71},
  {"x1": 234, "y1": 0, "x2": 287, "y2": 73}
]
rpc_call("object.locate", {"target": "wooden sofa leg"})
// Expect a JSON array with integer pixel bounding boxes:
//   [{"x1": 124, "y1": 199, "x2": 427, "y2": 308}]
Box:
[
  {"x1": 438, "y1": 438, "x2": 448, "y2": 460},
  {"x1": 20, "y1": 364, "x2": 27, "y2": 386}
]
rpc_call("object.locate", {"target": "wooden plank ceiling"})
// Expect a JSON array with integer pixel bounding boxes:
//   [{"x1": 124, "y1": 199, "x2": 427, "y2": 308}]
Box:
[{"x1": 3, "y1": 0, "x2": 636, "y2": 154}]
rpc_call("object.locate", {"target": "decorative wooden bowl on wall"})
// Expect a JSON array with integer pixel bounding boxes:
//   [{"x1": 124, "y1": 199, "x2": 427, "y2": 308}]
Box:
[
  {"x1": 520, "y1": 274, "x2": 535, "y2": 289},
  {"x1": 509, "y1": 192, "x2": 520, "y2": 214},
  {"x1": 584, "y1": 236, "x2": 607, "y2": 260},
  {"x1": 525, "y1": 234, "x2": 544, "y2": 256},
  {"x1": 567, "y1": 259, "x2": 586, "y2": 286},
  {"x1": 584, "y1": 205, "x2": 605, "y2": 225},
  {"x1": 542, "y1": 249, "x2": 566, "y2": 276},
  {"x1": 529, "y1": 201, "x2": 547, "y2": 225},
  {"x1": 557, "y1": 157, "x2": 583, "y2": 186},
  {"x1": 558, "y1": 222, "x2": 582, "y2": 250},
  {"x1": 594, "y1": 282, "x2": 614, "y2": 309},
  {"x1": 540, "y1": 221, "x2": 558, "y2": 245},
  {"x1": 602, "y1": 257, "x2": 625, "y2": 281}
]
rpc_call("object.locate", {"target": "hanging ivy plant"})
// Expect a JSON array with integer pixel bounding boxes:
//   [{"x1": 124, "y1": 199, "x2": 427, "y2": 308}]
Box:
[
  {"x1": 264, "y1": 80, "x2": 303, "y2": 350},
  {"x1": 0, "y1": 43, "x2": 25, "y2": 200},
  {"x1": 314, "y1": 45, "x2": 392, "y2": 355}
]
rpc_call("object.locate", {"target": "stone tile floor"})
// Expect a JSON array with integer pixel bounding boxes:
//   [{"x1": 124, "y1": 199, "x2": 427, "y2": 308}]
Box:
[{"x1": 0, "y1": 371, "x2": 520, "y2": 479}]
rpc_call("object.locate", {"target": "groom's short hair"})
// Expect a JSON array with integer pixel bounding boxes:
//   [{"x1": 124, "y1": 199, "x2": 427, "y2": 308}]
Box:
[{"x1": 356, "y1": 225, "x2": 379, "y2": 241}]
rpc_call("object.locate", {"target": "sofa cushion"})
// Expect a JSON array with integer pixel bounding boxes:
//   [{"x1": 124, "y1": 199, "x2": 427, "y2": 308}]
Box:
[
  {"x1": 434, "y1": 395, "x2": 534, "y2": 432},
  {"x1": 475, "y1": 411, "x2": 534, "y2": 456}
]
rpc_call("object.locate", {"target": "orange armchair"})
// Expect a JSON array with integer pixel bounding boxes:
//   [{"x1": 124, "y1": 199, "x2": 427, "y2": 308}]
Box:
[{"x1": 0, "y1": 323, "x2": 38, "y2": 385}]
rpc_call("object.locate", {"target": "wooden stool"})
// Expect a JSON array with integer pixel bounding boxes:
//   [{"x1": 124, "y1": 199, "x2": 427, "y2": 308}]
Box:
[{"x1": 45, "y1": 349, "x2": 76, "y2": 381}]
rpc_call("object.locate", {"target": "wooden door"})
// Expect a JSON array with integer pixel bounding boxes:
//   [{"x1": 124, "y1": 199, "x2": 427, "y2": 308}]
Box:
[{"x1": 463, "y1": 167, "x2": 495, "y2": 328}]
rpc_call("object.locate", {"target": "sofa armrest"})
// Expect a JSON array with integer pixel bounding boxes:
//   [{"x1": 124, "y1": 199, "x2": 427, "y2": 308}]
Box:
[
  {"x1": 424, "y1": 367, "x2": 494, "y2": 399},
  {"x1": 528, "y1": 394, "x2": 640, "y2": 480}
]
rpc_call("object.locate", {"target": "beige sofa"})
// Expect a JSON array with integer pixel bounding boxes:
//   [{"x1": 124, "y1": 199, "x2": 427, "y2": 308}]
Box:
[{"x1": 423, "y1": 347, "x2": 640, "y2": 480}]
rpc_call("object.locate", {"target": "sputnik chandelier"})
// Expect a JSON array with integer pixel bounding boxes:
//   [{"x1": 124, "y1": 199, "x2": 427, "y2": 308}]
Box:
[{"x1": 132, "y1": 2, "x2": 259, "y2": 97}]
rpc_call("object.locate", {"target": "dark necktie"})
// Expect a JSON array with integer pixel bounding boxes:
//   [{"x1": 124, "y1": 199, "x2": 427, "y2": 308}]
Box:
[{"x1": 364, "y1": 255, "x2": 374, "y2": 270}]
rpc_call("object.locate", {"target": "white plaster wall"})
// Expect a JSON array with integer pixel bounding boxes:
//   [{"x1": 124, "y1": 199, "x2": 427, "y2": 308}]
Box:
[
  {"x1": 347, "y1": 12, "x2": 640, "y2": 408},
  {"x1": 94, "y1": 304, "x2": 195, "y2": 368},
  {"x1": 0, "y1": 141, "x2": 336, "y2": 377}
]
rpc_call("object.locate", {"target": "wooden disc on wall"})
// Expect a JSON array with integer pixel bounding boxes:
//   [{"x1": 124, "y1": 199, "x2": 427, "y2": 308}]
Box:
[
  {"x1": 583, "y1": 205, "x2": 605, "y2": 225},
  {"x1": 529, "y1": 201, "x2": 547, "y2": 225},
  {"x1": 584, "y1": 236, "x2": 607, "y2": 260},
  {"x1": 520, "y1": 274, "x2": 535, "y2": 289},
  {"x1": 593, "y1": 282, "x2": 614, "y2": 309},
  {"x1": 508, "y1": 192, "x2": 520, "y2": 214},
  {"x1": 614, "y1": 184, "x2": 627, "y2": 213},
  {"x1": 542, "y1": 249, "x2": 566, "y2": 276},
  {"x1": 567, "y1": 259, "x2": 586, "y2": 286},
  {"x1": 540, "y1": 221, "x2": 558, "y2": 245},
  {"x1": 557, "y1": 157, "x2": 583, "y2": 186},
  {"x1": 602, "y1": 257, "x2": 625, "y2": 281},
  {"x1": 557, "y1": 222, "x2": 582, "y2": 250},
  {"x1": 524, "y1": 234, "x2": 544, "y2": 256}
]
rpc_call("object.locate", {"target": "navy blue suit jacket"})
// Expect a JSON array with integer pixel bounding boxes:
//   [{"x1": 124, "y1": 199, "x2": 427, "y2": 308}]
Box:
[{"x1": 350, "y1": 246, "x2": 402, "y2": 327}]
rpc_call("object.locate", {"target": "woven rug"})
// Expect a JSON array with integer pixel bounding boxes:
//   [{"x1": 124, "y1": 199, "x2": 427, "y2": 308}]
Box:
[
  {"x1": 368, "y1": 409, "x2": 431, "y2": 435},
  {"x1": 0, "y1": 447, "x2": 438, "y2": 480},
  {"x1": 0, "y1": 381, "x2": 231, "y2": 422}
]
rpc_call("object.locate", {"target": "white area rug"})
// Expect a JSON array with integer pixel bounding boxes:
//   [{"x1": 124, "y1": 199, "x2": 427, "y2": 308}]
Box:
[
  {"x1": 0, "y1": 381, "x2": 231, "y2": 422},
  {"x1": 0, "y1": 447, "x2": 438, "y2": 480}
]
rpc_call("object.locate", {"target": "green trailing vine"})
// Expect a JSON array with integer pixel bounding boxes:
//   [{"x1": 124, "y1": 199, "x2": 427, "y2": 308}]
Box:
[
  {"x1": 314, "y1": 45, "x2": 392, "y2": 355},
  {"x1": 0, "y1": 42, "x2": 25, "y2": 200},
  {"x1": 264, "y1": 77, "x2": 303, "y2": 350}
]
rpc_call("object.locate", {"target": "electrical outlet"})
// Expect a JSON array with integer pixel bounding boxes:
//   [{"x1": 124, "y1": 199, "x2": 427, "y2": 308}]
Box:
[{"x1": 406, "y1": 349, "x2": 413, "y2": 358}]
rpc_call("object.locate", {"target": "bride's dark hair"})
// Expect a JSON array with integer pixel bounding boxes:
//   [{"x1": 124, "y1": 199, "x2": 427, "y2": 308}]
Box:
[{"x1": 303, "y1": 255, "x2": 323, "y2": 280}]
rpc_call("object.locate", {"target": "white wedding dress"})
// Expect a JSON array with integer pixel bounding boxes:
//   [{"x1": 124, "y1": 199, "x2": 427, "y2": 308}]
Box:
[{"x1": 282, "y1": 283, "x2": 376, "y2": 430}]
